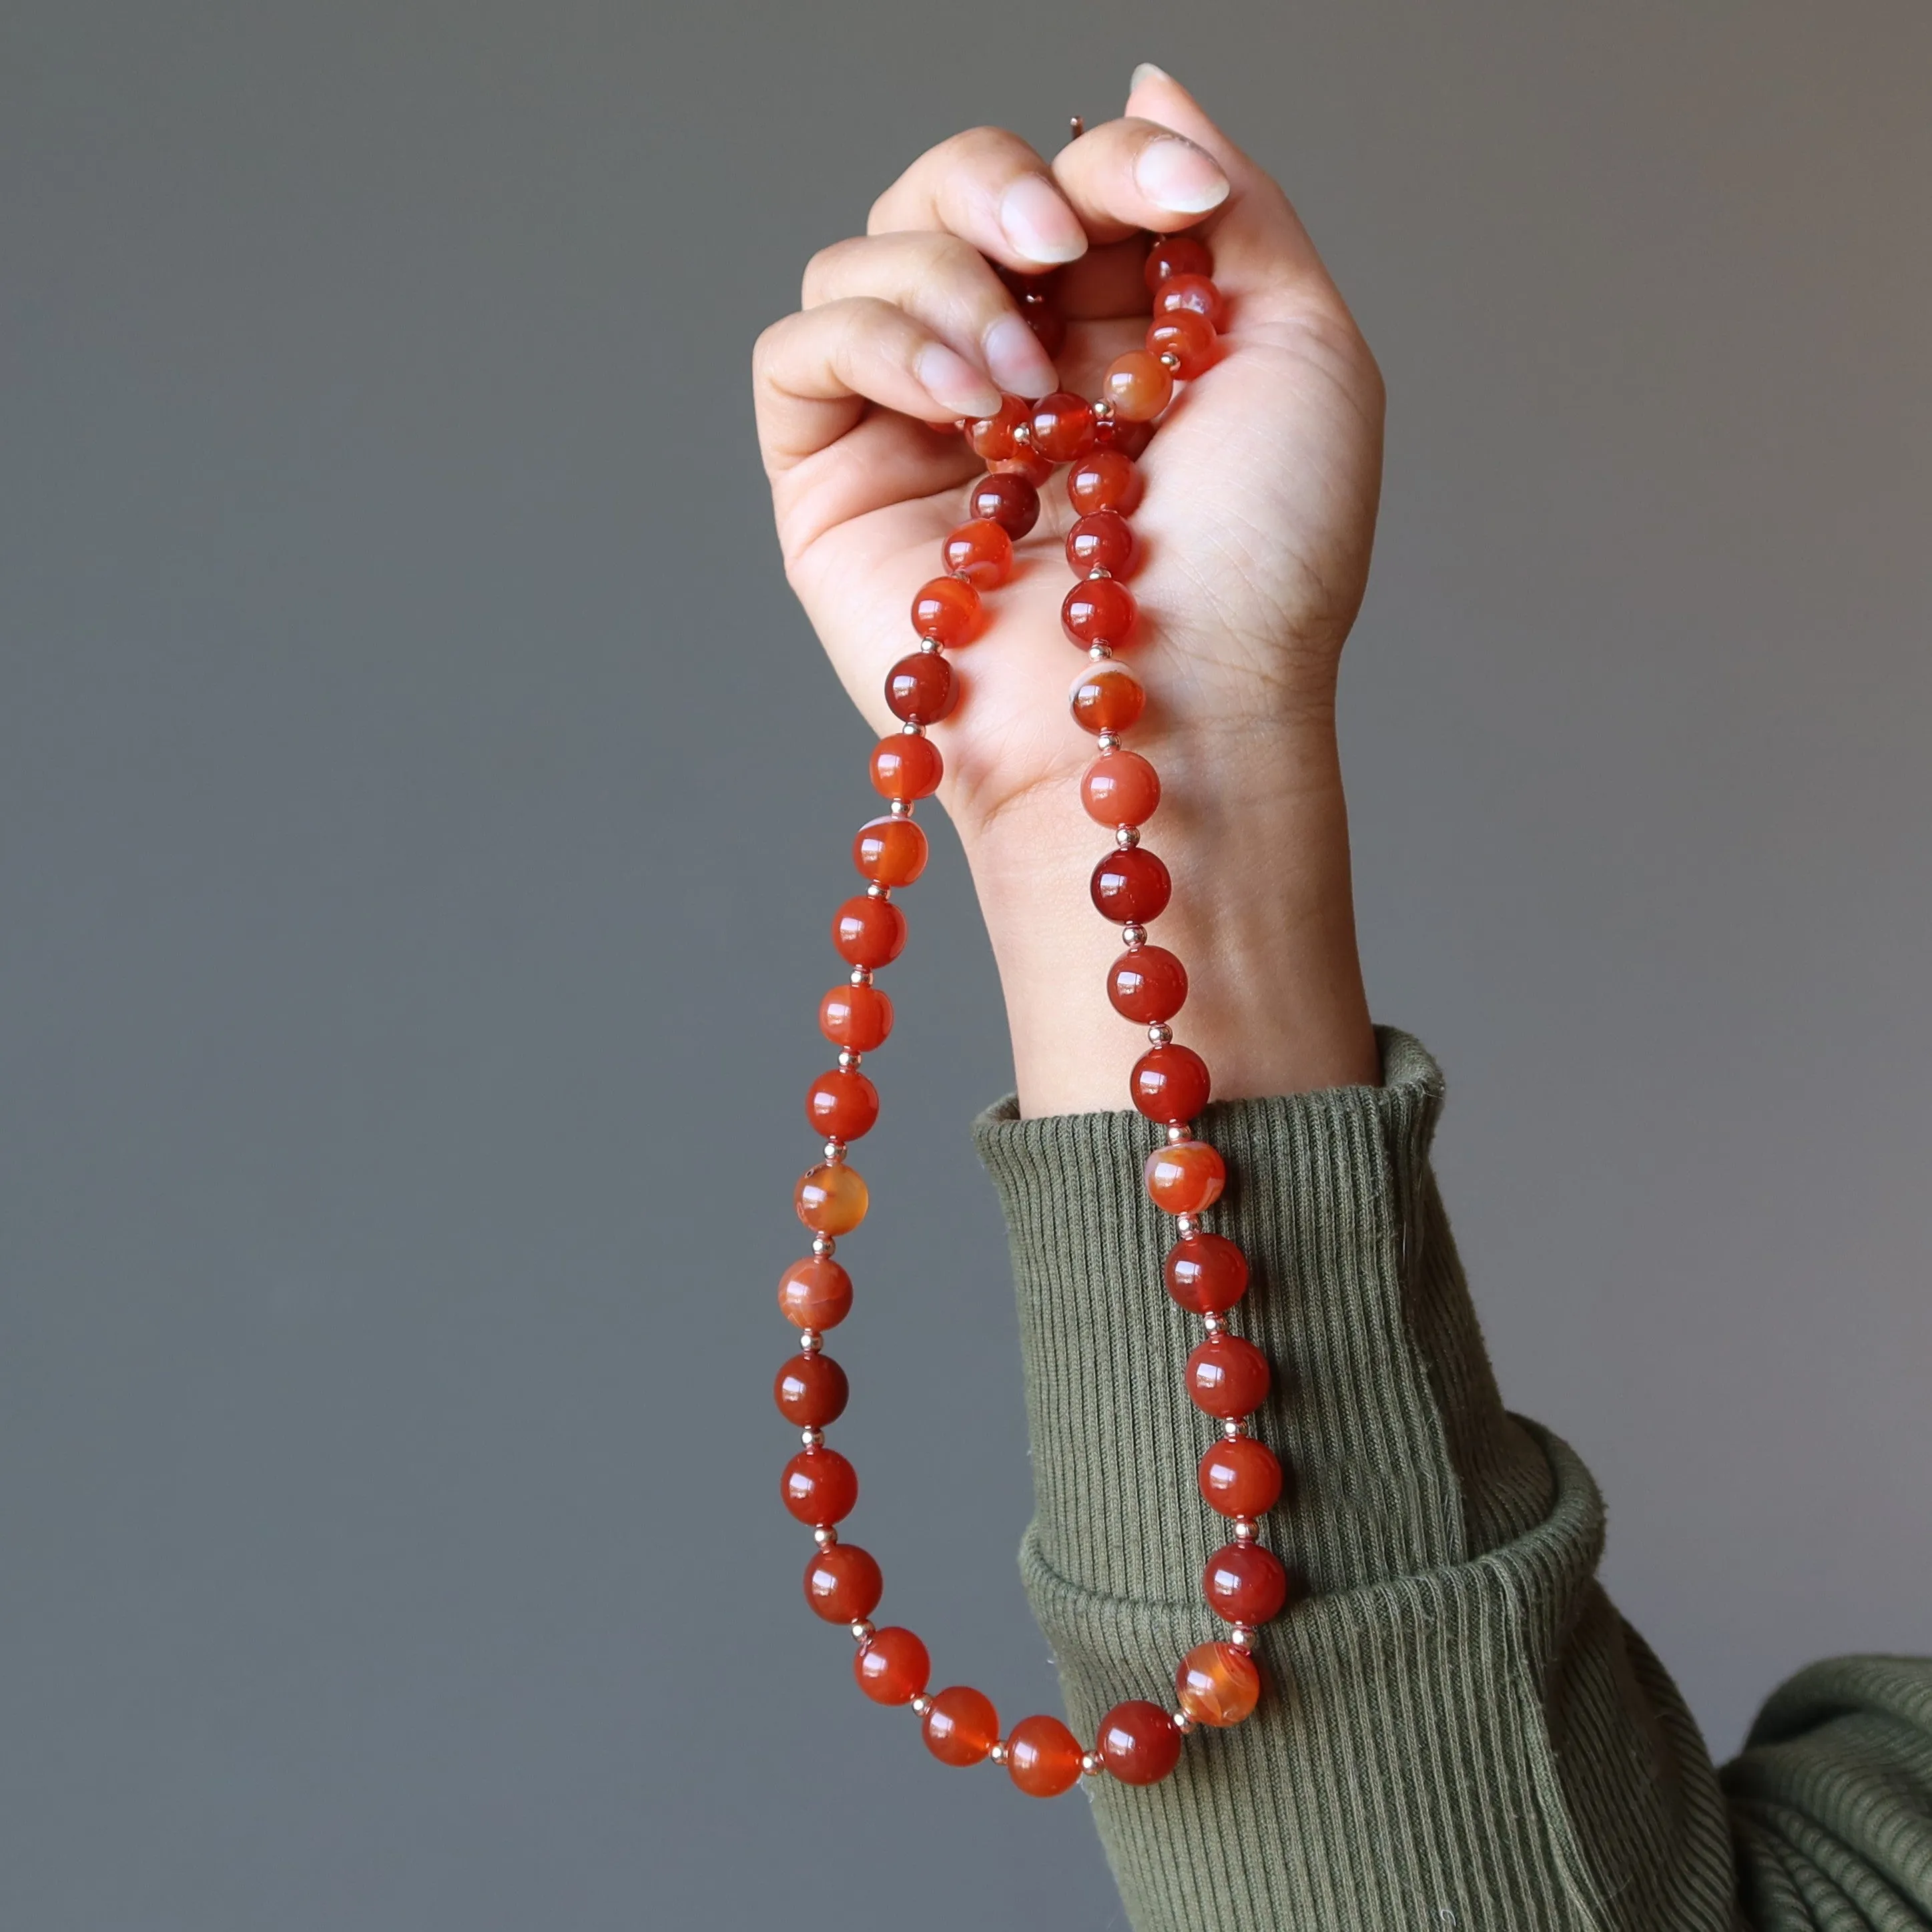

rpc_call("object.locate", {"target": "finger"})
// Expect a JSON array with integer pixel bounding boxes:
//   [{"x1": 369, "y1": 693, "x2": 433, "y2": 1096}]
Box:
[
  {"x1": 868, "y1": 124, "x2": 1090, "y2": 273},
  {"x1": 1047, "y1": 115, "x2": 1232, "y2": 246}
]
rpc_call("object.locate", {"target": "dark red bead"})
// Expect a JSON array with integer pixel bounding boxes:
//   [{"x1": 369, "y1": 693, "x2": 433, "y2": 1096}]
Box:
[
  {"x1": 1022, "y1": 300, "x2": 1066, "y2": 358},
  {"x1": 781, "y1": 1445, "x2": 858, "y2": 1526},
  {"x1": 819, "y1": 982, "x2": 894, "y2": 1052},
  {"x1": 969, "y1": 470, "x2": 1040, "y2": 539},
  {"x1": 803, "y1": 1543, "x2": 882, "y2": 1623},
  {"x1": 1090, "y1": 848, "x2": 1171, "y2": 923},
  {"x1": 1066, "y1": 450, "x2": 1142, "y2": 517},
  {"x1": 1143, "y1": 234, "x2": 1214, "y2": 290},
  {"x1": 1062, "y1": 576, "x2": 1137, "y2": 649},
  {"x1": 1203, "y1": 1542, "x2": 1293, "y2": 1626},
  {"x1": 1108, "y1": 946, "x2": 1187, "y2": 1022},
  {"x1": 805, "y1": 1067, "x2": 880, "y2": 1140},
  {"x1": 832, "y1": 895, "x2": 907, "y2": 968},
  {"x1": 1165, "y1": 1231, "x2": 1249, "y2": 1312},
  {"x1": 1029, "y1": 390, "x2": 1094, "y2": 463},
  {"x1": 884, "y1": 653, "x2": 956, "y2": 725},
  {"x1": 1066, "y1": 511, "x2": 1135, "y2": 579},
  {"x1": 774, "y1": 1350, "x2": 849, "y2": 1427},
  {"x1": 1099, "y1": 416, "x2": 1155, "y2": 458},
  {"x1": 1198, "y1": 1435, "x2": 1283, "y2": 1518},
  {"x1": 1130, "y1": 1042, "x2": 1210, "y2": 1120},
  {"x1": 1185, "y1": 1335, "x2": 1271, "y2": 1419},
  {"x1": 1098, "y1": 1700, "x2": 1183, "y2": 1785},
  {"x1": 854, "y1": 1626, "x2": 930, "y2": 1704}
]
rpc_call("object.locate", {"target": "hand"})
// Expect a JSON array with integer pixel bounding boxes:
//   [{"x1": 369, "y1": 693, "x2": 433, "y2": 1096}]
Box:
[{"x1": 753, "y1": 68, "x2": 1382, "y2": 1114}]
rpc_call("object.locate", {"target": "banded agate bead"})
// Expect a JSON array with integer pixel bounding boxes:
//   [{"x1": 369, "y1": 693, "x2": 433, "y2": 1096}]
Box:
[{"x1": 1176, "y1": 1641, "x2": 1261, "y2": 1727}]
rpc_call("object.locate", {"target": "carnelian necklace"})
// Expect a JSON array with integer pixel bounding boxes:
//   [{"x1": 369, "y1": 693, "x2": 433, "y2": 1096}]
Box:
[{"x1": 773, "y1": 225, "x2": 1294, "y2": 1797}]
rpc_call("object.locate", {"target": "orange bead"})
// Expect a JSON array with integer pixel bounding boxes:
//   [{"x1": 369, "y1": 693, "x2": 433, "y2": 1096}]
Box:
[
  {"x1": 777, "y1": 1254, "x2": 852, "y2": 1330},
  {"x1": 854, "y1": 816, "x2": 928, "y2": 888},
  {"x1": 1066, "y1": 511, "x2": 1135, "y2": 577},
  {"x1": 1068, "y1": 663, "x2": 1146, "y2": 736},
  {"x1": 831, "y1": 896, "x2": 906, "y2": 968},
  {"x1": 1098, "y1": 1700, "x2": 1183, "y2": 1786},
  {"x1": 964, "y1": 394, "x2": 1030, "y2": 462},
  {"x1": 774, "y1": 1350, "x2": 848, "y2": 1427},
  {"x1": 1144, "y1": 233, "x2": 1214, "y2": 290},
  {"x1": 1203, "y1": 1542, "x2": 1294, "y2": 1625},
  {"x1": 1164, "y1": 1231, "x2": 1248, "y2": 1313},
  {"x1": 1148, "y1": 308, "x2": 1217, "y2": 379},
  {"x1": 990, "y1": 448, "x2": 1054, "y2": 487},
  {"x1": 1198, "y1": 1434, "x2": 1283, "y2": 1518},
  {"x1": 1108, "y1": 946, "x2": 1187, "y2": 1022},
  {"x1": 819, "y1": 982, "x2": 894, "y2": 1053},
  {"x1": 1062, "y1": 576, "x2": 1137, "y2": 649},
  {"x1": 1102, "y1": 349, "x2": 1175, "y2": 422},
  {"x1": 1028, "y1": 390, "x2": 1095, "y2": 463},
  {"x1": 1186, "y1": 1335, "x2": 1271, "y2": 1420},
  {"x1": 1082, "y1": 751, "x2": 1161, "y2": 827},
  {"x1": 803, "y1": 1543, "x2": 882, "y2": 1623},
  {"x1": 795, "y1": 1161, "x2": 868, "y2": 1235},
  {"x1": 781, "y1": 1445, "x2": 858, "y2": 1526},
  {"x1": 1176, "y1": 1642, "x2": 1260, "y2": 1727},
  {"x1": 922, "y1": 1685, "x2": 1000, "y2": 1766},
  {"x1": 805, "y1": 1068, "x2": 880, "y2": 1141},
  {"x1": 968, "y1": 470, "x2": 1040, "y2": 539},
  {"x1": 884, "y1": 652, "x2": 956, "y2": 726},
  {"x1": 854, "y1": 1626, "x2": 930, "y2": 1704},
  {"x1": 1006, "y1": 1714, "x2": 1084, "y2": 1797},
  {"x1": 870, "y1": 733, "x2": 942, "y2": 802},
  {"x1": 1066, "y1": 449, "x2": 1142, "y2": 516},
  {"x1": 911, "y1": 576, "x2": 980, "y2": 647},
  {"x1": 1091, "y1": 848, "x2": 1171, "y2": 924},
  {"x1": 1154, "y1": 272, "x2": 1227, "y2": 330},
  {"x1": 941, "y1": 519, "x2": 1014, "y2": 587},
  {"x1": 1145, "y1": 1139, "x2": 1227, "y2": 1215},
  {"x1": 1131, "y1": 1042, "x2": 1211, "y2": 1120}
]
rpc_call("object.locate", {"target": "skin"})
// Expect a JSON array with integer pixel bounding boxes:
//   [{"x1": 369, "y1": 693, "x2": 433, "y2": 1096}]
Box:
[{"x1": 752, "y1": 66, "x2": 1383, "y2": 1117}]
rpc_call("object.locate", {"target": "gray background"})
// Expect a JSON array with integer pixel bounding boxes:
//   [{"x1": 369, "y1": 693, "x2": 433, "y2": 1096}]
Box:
[{"x1": 2, "y1": 2, "x2": 1927, "y2": 1927}]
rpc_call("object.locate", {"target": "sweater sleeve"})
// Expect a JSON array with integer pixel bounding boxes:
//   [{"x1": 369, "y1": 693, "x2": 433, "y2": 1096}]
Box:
[{"x1": 970, "y1": 1026, "x2": 1932, "y2": 1932}]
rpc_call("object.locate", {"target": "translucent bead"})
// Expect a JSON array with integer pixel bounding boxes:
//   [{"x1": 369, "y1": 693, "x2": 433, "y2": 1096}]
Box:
[
  {"x1": 1147, "y1": 308, "x2": 1217, "y2": 379},
  {"x1": 1062, "y1": 576, "x2": 1137, "y2": 649},
  {"x1": 1176, "y1": 1641, "x2": 1260, "y2": 1727},
  {"x1": 795, "y1": 1162, "x2": 869, "y2": 1235},
  {"x1": 869, "y1": 733, "x2": 942, "y2": 802},
  {"x1": 1164, "y1": 1231, "x2": 1249, "y2": 1313},
  {"x1": 1130, "y1": 1042, "x2": 1211, "y2": 1121},
  {"x1": 1028, "y1": 390, "x2": 1095, "y2": 463},
  {"x1": 819, "y1": 982, "x2": 894, "y2": 1052},
  {"x1": 1100, "y1": 415, "x2": 1155, "y2": 459},
  {"x1": 854, "y1": 816, "x2": 928, "y2": 888},
  {"x1": 774, "y1": 1350, "x2": 850, "y2": 1427},
  {"x1": 1153, "y1": 272, "x2": 1227, "y2": 330},
  {"x1": 1108, "y1": 946, "x2": 1188, "y2": 1022},
  {"x1": 1143, "y1": 234, "x2": 1214, "y2": 290},
  {"x1": 1082, "y1": 750, "x2": 1161, "y2": 827},
  {"x1": 968, "y1": 470, "x2": 1041, "y2": 539},
  {"x1": 940, "y1": 518, "x2": 1014, "y2": 588},
  {"x1": 884, "y1": 652, "x2": 956, "y2": 726},
  {"x1": 1066, "y1": 449, "x2": 1142, "y2": 516},
  {"x1": 1068, "y1": 663, "x2": 1147, "y2": 736},
  {"x1": 1203, "y1": 1542, "x2": 1293, "y2": 1625},
  {"x1": 781, "y1": 1444, "x2": 858, "y2": 1526},
  {"x1": 805, "y1": 1067, "x2": 880, "y2": 1141},
  {"x1": 1185, "y1": 1334, "x2": 1271, "y2": 1419},
  {"x1": 831, "y1": 895, "x2": 906, "y2": 968},
  {"x1": 911, "y1": 576, "x2": 980, "y2": 647},
  {"x1": 1065, "y1": 510, "x2": 1135, "y2": 577},
  {"x1": 922, "y1": 1685, "x2": 1000, "y2": 1766},
  {"x1": 1090, "y1": 848, "x2": 1171, "y2": 924},
  {"x1": 1097, "y1": 1700, "x2": 1183, "y2": 1786},
  {"x1": 854, "y1": 1626, "x2": 930, "y2": 1704},
  {"x1": 964, "y1": 394, "x2": 1031, "y2": 462},
  {"x1": 803, "y1": 1543, "x2": 882, "y2": 1623},
  {"x1": 990, "y1": 449, "x2": 1054, "y2": 487},
  {"x1": 1102, "y1": 350, "x2": 1175, "y2": 422},
  {"x1": 1006, "y1": 1714, "x2": 1084, "y2": 1798},
  {"x1": 1198, "y1": 1435, "x2": 1283, "y2": 1518},
  {"x1": 1145, "y1": 1139, "x2": 1227, "y2": 1215},
  {"x1": 777, "y1": 1255, "x2": 853, "y2": 1330}
]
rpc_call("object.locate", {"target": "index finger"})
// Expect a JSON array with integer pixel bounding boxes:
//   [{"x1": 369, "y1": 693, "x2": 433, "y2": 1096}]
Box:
[{"x1": 867, "y1": 124, "x2": 1090, "y2": 272}]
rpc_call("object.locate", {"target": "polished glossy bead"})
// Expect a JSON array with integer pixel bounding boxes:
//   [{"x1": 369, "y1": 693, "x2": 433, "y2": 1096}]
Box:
[
  {"x1": 795, "y1": 1161, "x2": 870, "y2": 1235},
  {"x1": 775, "y1": 1350, "x2": 850, "y2": 1427},
  {"x1": 868, "y1": 733, "x2": 942, "y2": 803},
  {"x1": 1066, "y1": 448, "x2": 1142, "y2": 517},
  {"x1": 1187, "y1": 1335, "x2": 1271, "y2": 1419},
  {"x1": 964, "y1": 394, "x2": 1031, "y2": 462},
  {"x1": 854, "y1": 1626, "x2": 930, "y2": 1704},
  {"x1": 1066, "y1": 510, "x2": 1135, "y2": 577},
  {"x1": 1108, "y1": 946, "x2": 1187, "y2": 1022},
  {"x1": 1082, "y1": 750, "x2": 1161, "y2": 827},
  {"x1": 922, "y1": 1685, "x2": 1000, "y2": 1766},
  {"x1": 805, "y1": 1068, "x2": 880, "y2": 1141},
  {"x1": 990, "y1": 449, "x2": 1054, "y2": 487},
  {"x1": 1198, "y1": 1434, "x2": 1283, "y2": 1517},
  {"x1": 1098, "y1": 1700, "x2": 1183, "y2": 1786},
  {"x1": 819, "y1": 982, "x2": 894, "y2": 1052},
  {"x1": 1006, "y1": 1714, "x2": 1084, "y2": 1797},
  {"x1": 1147, "y1": 308, "x2": 1217, "y2": 379},
  {"x1": 803, "y1": 1542, "x2": 882, "y2": 1623},
  {"x1": 1153, "y1": 272, "x2": 1227, "y2": 330},
  {"x1": 1100, "y1": 415, "x2": 1155, "y2": 459},
  {"x1": 854, "y1": 815, "x2": 928, "y2": 888},
  {"x1": 911, "y1": 575, "x2": 980, "y2": 647},
  {"x1": 1130, "y1": 1042, "x2": 1211, "y2": 1120},
  {"x1": 831, "y1": 895, "x2": 907, "y2": 968},
  {"x1": 1165, "y1": 1230, "x2": 1249, "y2": 1313},
  {"x1": 1062, "y1": 575, "x2": 1137, "y2": 649},
  {"x1": 1102, "y1": 350, "x2": 1175, "y2": 422},
  {"x1": 1145, "y1": 1139, "x2": 1227, "y2": 1215},
  {"x1": 1028, "y1": 390, "x2": 1095, "y2": 463},
  {"x1": 942, "y1": 517, "x2": 1015, "y2": 587},
  {"x1": 1090, "y1": 847, "x2": 1171, "y2": 924},
  {"x1": 968, "y1": 470, "x2": 1041, "y2": 539},
  {"x1": 1203, "y1": 1542, "x2": 1292, "y2": 1625},
  {"x1": 781, "y1": 1444, "x2": 858, "y2": 1525},
  {"x1": 777, "y1": 1254, "x2": 854, "y2": 1329},
  {"x1": 884, "y1": 651, "x2": 956, "y2": 726},
  {"x1": 1068, "y1": 663, "x2": 1147, "y2": 736},
  {"x1": 1176, "y1": 1641, "x2": 1260, "y2": 1727},
  {"x1": 1144, "y1": 233, "x2": 1215, "y2": 289}
]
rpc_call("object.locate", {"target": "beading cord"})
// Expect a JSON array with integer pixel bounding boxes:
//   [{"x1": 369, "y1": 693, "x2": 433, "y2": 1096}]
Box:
[{"x1": 773, "y1": 232, "x2": 1301, "y2": 1797}]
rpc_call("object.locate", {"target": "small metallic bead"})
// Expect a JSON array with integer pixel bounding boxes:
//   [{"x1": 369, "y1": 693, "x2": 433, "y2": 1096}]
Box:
[
  {"x1": 813, "y1": 1524, "x2": 838, "y2": 1548},
  {"x1": 1092, "y1": 396, "x2": 1116, "y2": 422},
  {"x1": 1147, "y1": 1022, "x2": 1173, "y2": 1047},
  {"x1": 918, "y1": 635, "x2": 943, "y2": 655},
  {"x1": 801, "y1": 1426, "x2": 824, "y2": 1449},
  {"x1": 911, "y1": 1694, "x2": 935, "y2": 1718},
  {"x1": 1229, "y1": 1625, "x2": 1258, "y2": 1653},
  {"x1": 1095, "y1": 731, "x2": 1120, "y2": 754},
  {"x1": 850, "y1": 1618, "x2": 875, "y2": 1644},
  {"x1": 1158, "y1": 350, "x2": 1183, "y2": 372},
  {"x1": 1080, "y1": 1750, "x2": 1106, "y2": 1779},
  {"x1": 812, "y1": 1233, "x2": 836, "y2": 1258},
  {"x1": 799, "y1": 1329, "x2": 824, "y2": 1355},
  {"x1": 1172, "y1": 1710, "x2": 1195, "y2": 1734},
  {"x1": 1202, "y1": 1315, "x2": 1225, "y2": 1340},
  {"x1": 838, "y1": 1049, "x2": 862, "y2": 1072},
  {"x1": 1234, "y1": 1516, "x2": 1260, "y2": 1544},
  {"x1": 989, "y1": 1740, "x2": 1010, "y2": 1766},
  {"x1": 850, "y1": 965, "x2": 872, "y2": 986},
  {"x1": 1114, "y1": 825, "x2": 1140, "y2": 850},
  {"x1": 1120, "y1": 921, "x2": 1147, "y2": 949},
  {"x1": 902, "y1": 720, "x2": 924, "y2": 737},
  {"x1": 823, "y1": 1139, "x2": 846, "y2": 1165},
  {"x1": 865, "y1": 882, "x2": 889, "y2": 900},
  {"x1": 1088, "y1": 640, "x2": 1113, "y2": 660},
  {"x1": 1013, "y1": 420, "x2": 1035, "y2": 445},
  {"x1": 1086, "y1": 565, "x2": 1113, "y2": 581},
  {"x1": 1222, "y1": 1419, "x2": 1245, "y2": 1441},
  {"x1": 1175, "y1": 1213, "x2": 1199, "y2": 1240},
  {"x1": 1167, "y1": 1122, "x2": 1189, "y2": 1143},
  {"x1": 948, "y1": 569, "x2": 973, "y2": 584},
  {"x1": 888, "y1": 797, "x2": 912, "y2": 818}
]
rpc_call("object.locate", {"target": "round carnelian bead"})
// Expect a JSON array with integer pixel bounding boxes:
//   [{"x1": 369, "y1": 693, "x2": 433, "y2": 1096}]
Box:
[
  {"x1": 777, "y1": 1255, "x2": 853, "y2": 1330},
  {"x1": 1029, "y1": 390, "x2": 1095, "y2": 463},
  {"x1": 1148, "y1": 308, "x2": 1217, "y2": 379},
  {"x1": 1091, "y1": 848, "x2": 1171, "y2": 924},
  {"x1": 1066, "y1": 449, "x2": 1142, "y2": 517},
  {"x1": 1144, "y1": 233, "x2": 1214, "y2": 290},
  {"x1": 1198, "y1": 1434, "x2": 1283, "y2": 1518},
  {"x1": 774, "y1": 1350, "x2": 849, "y2": 1427},
  {"x1": 922, "y1": 1686, "x2": 999, "y2": 1766},
  {"x1": 884, "y1": 652, "x2": 956, "y2": 726},
  {"x1": 1069, "y1": 663, "x2": 1147, "y2": 736},
  {"x1": 795, "y1": 1161, "x2": 869, "y2": 1235},
  {"x1": 805, "y1": 1068, "x2": 880, "y2": 1141},
  {"x1": 1102, "y1": 349, "x2": 1175, "y2": 422},
  {"x1": 803, "y1": 1542, "x2": 882, "y2": 1623},
  {"x1": 1154, "y1": 272, "x2": 1227, "y2": 330},
  {"x1": 1066, "y1": 511, "x2": 1135, "y2": 577},
  {"x1": 781, "y1": 1444, "x2": 858, "y2": 1526},
  {"x1": 832, "y1": 895, "x2": 906, "y2": 968},
  {"x1": 1098, "y1": 1701, "x2": 1183, "y2": 1786},
  {"x1": 1082, "y1": 751, "x2": 1161, "y2": 827},
  {"x1": 911, "y1": 576, "x2": 979, "y2": 647},
  {"x1": 942, "y1": 518, "x2": 1014, "y2": 587},
  {"x1": 1145, "y1": 1139, "x2": 1227, "y2": 1215},
  {"x1": 1109, "y1": 945, "x2": 1187, "y2": 1022},
  {"x1": 1165, "y1": 1230, "x2": 1249, "y2": 1313},
  {"x1": 1204, "y1": 1542, "x2": 1293, "y2": 1625},
  {"x1": 969, "y1": 470, "x2": 1040, "y2": 539},
  {"x1": 1006, "y1": 1714, "x2": 1084, "y2": 1798},
  {"x1": 1186, "y1": 1334, "x2": 1271, "y2": 1419},
  {"x1": 1101, "y1": 415, "x2": 1155, "y2": 458},
  {"x1": 820, "y1": 982, "x2": 894, "y2": 1052},
  {"x1": 869, "y1": 733, "x2": 942, "y2": 803},
  {"x1": 854, "y1": 816, "x2": 928, "y2": 888},
  {"x1": 1177, "y1": 1641, "x2": 1260, "y2": 1727},
  {"x1": 964, "y1": 394, "x2": 1030, "y2": 462},
  {"x1": 990, "y1": 448, "x2": 1054, "y2": 487},
  {"x1": 1131, "y1": 1042, "x2": 1211, "y2": 1120},
  {"x1": 854, "y1": 1626, "x2": 930, "y2": 1704},
  {"x1": 1062, "y1": 576, "x2": 1137, "y2": 649}
]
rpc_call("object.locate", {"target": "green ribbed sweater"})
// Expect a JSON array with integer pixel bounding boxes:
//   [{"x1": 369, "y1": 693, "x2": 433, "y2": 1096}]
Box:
[{"x1": 970, "y1": 1028, "x2": 1932, "y2": 1931}]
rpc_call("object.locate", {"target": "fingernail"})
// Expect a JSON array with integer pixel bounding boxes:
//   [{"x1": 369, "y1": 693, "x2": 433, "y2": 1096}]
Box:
[
  {"x1": 999, "y1": 174, "x2": 1086, "y2": 265},
  {"x1": 984, "y1": 314, "x2": 1056, "y2": 399},
  {"x1": 1136, "y1": 135, "x2": 1229, "y2": 214},
  {"x1": 1130, "y1": 61, "x2": 1173, "y2": 90},
  {"x1": 916, "y1": 342, "x2": 1000, "y2": 418}
]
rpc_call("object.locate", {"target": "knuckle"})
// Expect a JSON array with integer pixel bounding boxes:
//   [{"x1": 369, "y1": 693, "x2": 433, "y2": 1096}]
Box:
[{"x1": 801, "y1": 234, "x2": 864, "y2": 305}]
